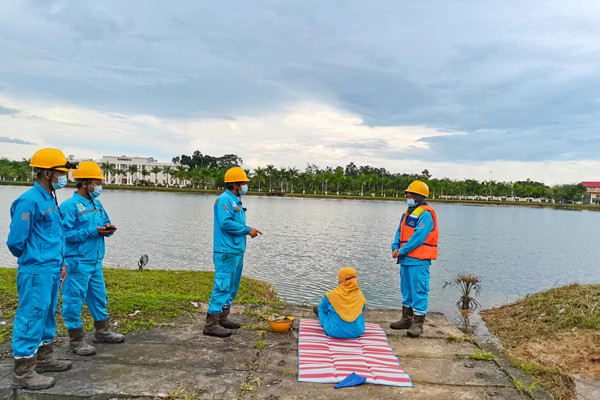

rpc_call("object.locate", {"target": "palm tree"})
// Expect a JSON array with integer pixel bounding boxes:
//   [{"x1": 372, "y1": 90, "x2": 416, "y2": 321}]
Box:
[
  {"x1": 100, "y1": 162, "x2": 113, "y2": 182},
  {"x1": 150, "y1": 166, "x2": 162, "y2": 186},
  {"x1": 287, "y1": 167, "x2": 299, "y2": 193},
  {"x1": 126, "y1": 165, "x2": 138, "y2": 185},
  {"x1": 140, "y1": 167, "x2": 150, "y2": 186},
  {"x1": 114, "y1": 169, "x2": 125, "y2": 185},
  {"x1": 265, "y1": 164, "x2": 276, "y2": 192},
  {"x1": 174, "y1": 165, "x2": 187, "y2": 187},
  {"x1": 253, "y1": 167, "x2": 266, "y2": 192},
  {"x1": 162, "y1": 166, "x2": 173, "y2": 187},
  {"x1": 332, "y1": 167, "x2": 344, "y2": 195},
  {"x1": 278, "y1": 167, "x2": 287, "y2": 192}
]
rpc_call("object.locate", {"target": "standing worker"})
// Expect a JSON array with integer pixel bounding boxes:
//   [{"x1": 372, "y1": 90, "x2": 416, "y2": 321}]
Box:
[
  {"x1": 60, "y1": 161, "x2": 124, "y2": 357},
  {"x1": 6, "y1": 148, "x2": 76, "y2": 390},
  {"x1": 204, "y1": 167, "x2": 262, "y2": 338},
  {"x1": 390, "y1": 180, "x2": 438, "y2": 337}
]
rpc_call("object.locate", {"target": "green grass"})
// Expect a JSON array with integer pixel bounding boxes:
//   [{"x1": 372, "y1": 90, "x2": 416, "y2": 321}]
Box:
[
  {"x1": 468, "y1": 349, "x2": 495, "y2": 361},
  {"x1": 0, "y1": 268, "x2": 278, "y2": 338}
]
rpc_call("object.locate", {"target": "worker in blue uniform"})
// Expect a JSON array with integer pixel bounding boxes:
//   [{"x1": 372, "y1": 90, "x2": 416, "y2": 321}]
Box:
[
  {"x1": 6, "y1": 148, "x2": 76, "y2": 390},
  {"x1": 204, "y1": 167, "x2": 262, "y2": 337},
  {"x1": 313, "y1": 267, "x2": 367, "y2": 339},
  {"x1": 391, "y1": 180, "x2": 439, "y2": 337},
  {"x1": 60, "y1": 161, "x2": 124, "y2": 357}
]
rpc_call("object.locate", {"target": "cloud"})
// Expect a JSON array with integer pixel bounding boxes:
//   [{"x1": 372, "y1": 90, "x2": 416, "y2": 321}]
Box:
[
  {"x1": 0, "y1": 136, "x2": 34, "y2": 145},
  {"x1": 0, "y1": 105, "x2": 18, "y2": 115}
]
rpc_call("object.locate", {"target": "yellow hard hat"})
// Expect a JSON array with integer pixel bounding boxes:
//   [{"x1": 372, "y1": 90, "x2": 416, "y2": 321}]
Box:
[
  {"x1": 405, "y1": 180, "x2": 429, "y2": 197},
  {"x1": 30, "y1": 148, "x2": 73, "y2": 172},
  {"x1": 224, "y1": 167, "x2": 249, "y2": 183},
  {"x1": 73, "y1": 161, "x2": 104, "y2": 180}
]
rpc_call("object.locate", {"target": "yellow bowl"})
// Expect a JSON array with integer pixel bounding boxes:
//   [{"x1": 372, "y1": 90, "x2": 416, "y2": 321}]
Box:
[{"x1": 268, "y1": 316, "x2": 294, "y2": 333}]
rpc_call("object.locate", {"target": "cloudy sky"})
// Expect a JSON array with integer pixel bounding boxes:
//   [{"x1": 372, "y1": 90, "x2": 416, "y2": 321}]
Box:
[{"x1": 1, "y1": 0, "x2": 599, "y2": 184}]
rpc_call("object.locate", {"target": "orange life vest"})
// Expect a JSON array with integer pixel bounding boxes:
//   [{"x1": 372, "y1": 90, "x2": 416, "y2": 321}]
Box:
[{"x1": 399, "y1": 205, "x2": 438, "y2": 260}]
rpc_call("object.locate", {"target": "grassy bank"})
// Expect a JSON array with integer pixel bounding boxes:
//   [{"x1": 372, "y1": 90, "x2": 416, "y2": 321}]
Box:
[
  {"x1": 480, "y1": 283, "x2": 600, "y2": 400},
  {"x1": 2, "y1": 180, "x2": 599, "y2": 211},
  {"x1": 0, "y1": 268, "x2": 279, "y2": 345}
]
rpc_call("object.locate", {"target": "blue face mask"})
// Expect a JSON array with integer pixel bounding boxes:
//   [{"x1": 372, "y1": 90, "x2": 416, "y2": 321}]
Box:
[
  {"x1": 52, "y1": 175, "x2": 67, "y2": 190},
  {"x1": 407, "y1": 199, "x2": 415, "y2": 207},
  {"x1": 89, "y1": 185, "x2": 102, "y2": 199},
  {"x1": 239, "y1": 184, "x2": 248, "y2": 196}
]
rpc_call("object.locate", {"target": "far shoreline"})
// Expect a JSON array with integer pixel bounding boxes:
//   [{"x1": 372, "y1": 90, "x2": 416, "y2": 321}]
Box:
[{"x1": 1, "y1": 180, "x2": 598, "y2": 212}]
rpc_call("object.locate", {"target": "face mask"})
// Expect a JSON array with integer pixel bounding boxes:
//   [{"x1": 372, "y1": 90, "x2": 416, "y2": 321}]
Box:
[
  {"x1": 89, "y1": 185, "x2": 103, "y2": 199},
  {"x1": 407, "y1": 199, "x2": 415, "y2": 207},
  {"x1": 52, "y1": 175, "x2": 67, "y2": 190},
  {"x1": 239, "y1": 184, "x2": 248, "y2": 196}
]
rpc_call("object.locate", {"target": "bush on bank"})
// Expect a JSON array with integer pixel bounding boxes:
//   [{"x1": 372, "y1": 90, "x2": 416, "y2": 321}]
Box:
[{"x1": 0, "y1": 268, "x2": 279, "y2": 342}]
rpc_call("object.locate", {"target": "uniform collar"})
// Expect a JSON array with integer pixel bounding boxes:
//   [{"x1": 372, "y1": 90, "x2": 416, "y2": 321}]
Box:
[
  {"x1": 225, "y1": 189, "x2": 242, "y2": 204},
  {"x1": 73, "y1": 191, "x2": 95, "y2": 206},
  {"x1": 33, "y1": 181, "x2": 52, "y2": 200}
]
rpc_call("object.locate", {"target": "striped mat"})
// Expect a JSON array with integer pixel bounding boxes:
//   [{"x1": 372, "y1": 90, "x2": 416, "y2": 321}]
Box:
[{"x1": 298, "y1": 319, "x2": 413, "y2": 387}]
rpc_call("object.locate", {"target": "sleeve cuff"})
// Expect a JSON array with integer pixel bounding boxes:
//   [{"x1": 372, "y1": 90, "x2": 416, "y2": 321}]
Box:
[
  {"x1": 89, "y1": 226, "x2": 99, "y2": 237},
  {"x1": 244, "y1": 226, "x2": 251, "y2": 235}
]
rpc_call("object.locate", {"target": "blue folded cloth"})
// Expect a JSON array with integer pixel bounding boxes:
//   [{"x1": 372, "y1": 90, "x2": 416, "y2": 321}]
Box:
[{"x1": 334, "y1": 372, "x2": 367, "y2": 388}]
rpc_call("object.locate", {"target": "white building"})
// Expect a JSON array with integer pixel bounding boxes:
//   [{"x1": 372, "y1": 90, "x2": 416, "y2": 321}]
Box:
[{"x1": 101, "y1": 155, "x2": 176, "y2": 186}]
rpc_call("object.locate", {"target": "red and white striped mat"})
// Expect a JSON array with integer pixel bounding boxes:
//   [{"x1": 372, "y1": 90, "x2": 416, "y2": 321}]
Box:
[{"x1": 298, "y1": 319, "x2": 413, "y2": 387}]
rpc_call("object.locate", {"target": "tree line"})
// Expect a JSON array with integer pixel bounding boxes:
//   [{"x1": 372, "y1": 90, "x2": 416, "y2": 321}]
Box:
[{"x1": 0, "y1": 155, "x2": 589, "y2": 203}]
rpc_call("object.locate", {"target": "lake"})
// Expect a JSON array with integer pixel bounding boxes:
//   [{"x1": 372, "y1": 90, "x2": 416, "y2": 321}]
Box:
[{"x1": 1, "y1": 185, "x2": 599, "y2": 332}]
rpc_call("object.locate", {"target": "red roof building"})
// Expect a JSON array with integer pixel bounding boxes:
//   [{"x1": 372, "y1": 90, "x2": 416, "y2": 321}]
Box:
[{"x1": 581, "y1": 182, "x2": 600, "y2": 203}]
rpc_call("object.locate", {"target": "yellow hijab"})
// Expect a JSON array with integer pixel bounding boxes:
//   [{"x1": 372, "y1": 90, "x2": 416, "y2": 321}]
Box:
[{"x1": 326, "y1": 267, "x2": 367, "y2": 322}]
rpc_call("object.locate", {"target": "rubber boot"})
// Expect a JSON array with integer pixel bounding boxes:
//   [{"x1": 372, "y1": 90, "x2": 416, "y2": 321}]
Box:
[
  {"x1": 93, "y1": 318, "x2": 125, "y2": 343},
  {"x1": 219, "y1": 306, "x2": 241, "y2": 329},
  {"x1": 313, "y1": 305, "x2": 319, "y2": 315},
  {"x1": 203, "y1": 312, "x2": 232, "y2": 337},
  {"x1": 407, "y1": 314, "x2": 426, "y2": 337},
  {"x1": 68, "y1": 326, "x2": 96, "y2": 356},
  {"x1": 35, "y1": 343, "x2": 72, "y2": 373},
  {"x1": 11, "y1": 356, "x2": 55, "y2": 390},
  {"x1": 390, "y1": 305, "x2": 413, "y2": 330}
]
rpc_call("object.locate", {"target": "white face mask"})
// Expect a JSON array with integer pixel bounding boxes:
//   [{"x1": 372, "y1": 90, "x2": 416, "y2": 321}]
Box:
[
  {"x1": 52, "y1": 175, "x2": 67, "y2": 190},
  {"x1": 239, "y1": 184, "x2": 248, "y2": 195},
  {"x1": 407, "y1": 199, "x2": 415, "y2": 207},
  {"x1": 89, "y1": 185, "x2": 103, "y2": 199}
]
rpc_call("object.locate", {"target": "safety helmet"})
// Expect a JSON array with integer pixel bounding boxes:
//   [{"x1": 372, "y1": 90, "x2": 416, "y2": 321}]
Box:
[
  {"x1": 224, "y1": 167, "x2": 249, "y2": 183},
  {"x1": 73, "y1": 161, "x2": 104, "y2": 180},
  {"x1": 405, "y1": 180, "x2": 429, "y2": 197},
  {"x1": 30, "y1": 148, "x2": 77, "y2": 172}
]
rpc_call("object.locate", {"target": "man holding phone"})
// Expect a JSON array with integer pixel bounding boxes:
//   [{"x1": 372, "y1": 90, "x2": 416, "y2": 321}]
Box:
[{"x1": 60, "y1": 161, "x2": 124, "y2": 356}]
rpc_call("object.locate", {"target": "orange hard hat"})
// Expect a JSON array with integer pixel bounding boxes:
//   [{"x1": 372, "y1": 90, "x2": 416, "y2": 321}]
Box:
[
  {"x1": 72, "y1": 161, "x2": 104, "y2": 180},
  {"x1": 224, "y1": 167, "x2": 249, "y2": 183},
  {"x1": 405, "y1": 180, "x2": 429, "y2": 197},
  {"x1": 30, "y1": 148, "x2": 73, "y2": 171}
]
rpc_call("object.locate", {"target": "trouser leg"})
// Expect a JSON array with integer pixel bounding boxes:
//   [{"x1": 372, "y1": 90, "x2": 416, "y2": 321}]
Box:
[
  {"x1": 399, "y1": 265, "x2": 413, "y2": 309},
  {"x1": 411, "y1": 264, "x2": 431, "y2": 316},
  {"x1": 208, "y1": 252, "x2": 243, "y2": 314},
  {"x1": 61, "y1": 262, "x2": 93, "y2": 330},
  {"x1": 12, "y1": 271, "x2": 60, "y2": 358},
  {"x1": 225, "y1": 254, "x2": 244, "y2": 307},
  {"x1": 86, "y1": 262, "x2": 110, "y2": 323}
]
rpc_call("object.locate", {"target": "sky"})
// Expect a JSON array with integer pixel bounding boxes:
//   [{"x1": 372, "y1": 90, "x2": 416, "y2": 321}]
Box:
[{"x1": 1, "y1": 0, "x2": 600, "y2": 184}]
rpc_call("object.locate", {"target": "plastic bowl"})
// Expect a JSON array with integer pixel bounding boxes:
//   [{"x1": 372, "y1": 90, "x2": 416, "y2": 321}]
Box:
[{"x1": 268, "y1": 316, "x2": 294, "y2": 333}]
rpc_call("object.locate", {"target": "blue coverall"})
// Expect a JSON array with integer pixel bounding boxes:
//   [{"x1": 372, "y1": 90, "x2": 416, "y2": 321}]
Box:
[
  {"x1": 208, "y1": 190, "x2": 251, "y2": 314},
  {"x1": 6, "y1": 182, "x2": 64, "y2": 358},
  {"x1": 318, "y1": 296, "x2": 366, "y2": 339},
  {"x1": 60, "y1": 192, "x2": 112, "y2": 329},
  {"x1": 391, "y1": 210, "x2": 434, "y2": 316}
]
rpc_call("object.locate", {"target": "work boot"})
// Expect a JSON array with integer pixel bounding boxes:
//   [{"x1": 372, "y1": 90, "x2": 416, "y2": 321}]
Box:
[
  {"x1": 313, "y1": 305, "x2": 319, "y2": 315},
  {"x1": 390, "y1": 305, "x2": 413, "y2": 330},
  {"x1": 11, "y1": 356, "x2": 55, "y2": 390},
  {"x1": 35, "y1": 343, "x2": 72, "y2": 373},
  {"x1": 68, "y1": 326, "x2": 96, "y2": 356},
  {"x1": 203, "y1": 312, "x2": 232, "y2": 337},
  {"x1": 218, "y1": 306, "x2": 241, "y2": 329},
  {"x1": 407, "y1": 314, "x2": 426, "y2": 337},
  {"x1": 93, "y1": 318, "x2": 125, "y2": 343}
]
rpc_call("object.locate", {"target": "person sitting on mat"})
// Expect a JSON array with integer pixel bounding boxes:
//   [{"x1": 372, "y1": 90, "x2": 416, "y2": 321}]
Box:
[{"x1": 313, "y1": 267, "x2": 367, "y2": 339}]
